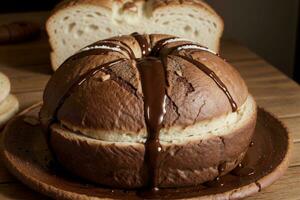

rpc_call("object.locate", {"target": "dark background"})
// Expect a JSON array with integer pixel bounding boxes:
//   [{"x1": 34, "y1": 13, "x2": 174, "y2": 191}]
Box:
[
  {"x1": 0, "y1": 1, "x2": 57, "y2": 12},
  {"x1": 208, "y1": 0, "x2": 300, "y2": 84},
  {"x1": 296, "y1": 3, "x2": 300, "y2": 83},
  {"x1": 1, "y1": 0, "x2": 299, "y2": 84}
]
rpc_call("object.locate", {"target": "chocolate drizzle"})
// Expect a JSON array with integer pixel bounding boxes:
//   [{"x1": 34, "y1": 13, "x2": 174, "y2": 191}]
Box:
[
  {"x1": 169, "y1": 43, "x2": 215, "y2": 55},
  {"x1": 151, "y1": 37, "x2": 178, "y2": 56},
  {"x1": 131, "y1": 33, "x2": 237, "y2": 193},
  {"x1": 82, "y1": 40, "x2": 135, "y2": 59},
  {"x1": 53, "y1": 59, "x2": 127, "y2": 123},
  {"x1": 136, "y1": 57, "x2": 167, "y2": 191},
  {"x1": 231, "y1": 164, "x2": 255, "y2": 177},
  {"x1": 45, "y1": 59, "x2": 127, "y2": 146},
  {"x1": 102, "y1": 39, "x2": 136, "y2": 59},
  {"x1": 131, "y1": 32, "x2": 151, "y2": 56},
  {"x1": 174, "y1": 55, "x2": 237, "y2": 112},
  {"x1": 150, "y1": 36, "x2": 236, "y2": 111}
]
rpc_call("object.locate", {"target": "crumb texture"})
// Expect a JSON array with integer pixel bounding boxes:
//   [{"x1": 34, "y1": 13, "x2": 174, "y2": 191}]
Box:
[{"x1": 47, "y1": 0, "x2": 223, "y2": 69}]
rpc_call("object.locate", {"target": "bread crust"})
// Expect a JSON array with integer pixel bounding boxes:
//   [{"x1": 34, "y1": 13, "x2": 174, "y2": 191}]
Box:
[
  {"x1": 50, "y1": 104, "x2": 256, "y2": 188},
  {"x1": 40, "y1": 34, "x2": 248, "y2": 135}
]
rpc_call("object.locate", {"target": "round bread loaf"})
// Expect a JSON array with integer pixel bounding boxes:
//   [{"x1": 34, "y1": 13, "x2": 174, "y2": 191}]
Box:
[{"x1": 40, "y1": 33, "x2": 257, "y2": 189}]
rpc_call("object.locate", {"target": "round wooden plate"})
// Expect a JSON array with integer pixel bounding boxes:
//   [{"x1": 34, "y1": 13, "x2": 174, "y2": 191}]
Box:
[{"x1": 1, "y1": 103, "x2": 292, "y2": 200}]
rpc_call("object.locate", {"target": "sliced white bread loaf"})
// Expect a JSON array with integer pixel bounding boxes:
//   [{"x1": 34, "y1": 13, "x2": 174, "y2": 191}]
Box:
[
  {"x1": 0, "y1": 72, "x2": 10, "y2": 104},
  {"x1": 0, "y1": 72, "x2": 19, "y2": 128},
  {"x1": 0, "y1": 95, "x2": 19, "y2": 128},
  {"x1": 0, "y1": 72, "x2": 19, "y2": 130},
  {"x1": 47, "y1": 0, "x2": 224, "y2": 70}
]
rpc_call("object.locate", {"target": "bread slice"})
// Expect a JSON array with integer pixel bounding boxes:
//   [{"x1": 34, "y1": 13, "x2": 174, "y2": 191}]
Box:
[
  {"x1": 0, "y1": 95, "x2": 19, "y2": 129},
  {"x1": 46, "y1": 0, "x2": 224, "y2": 70},
  {"x1": 0, "y1": 72, "x2": 11, "y2": 104}
]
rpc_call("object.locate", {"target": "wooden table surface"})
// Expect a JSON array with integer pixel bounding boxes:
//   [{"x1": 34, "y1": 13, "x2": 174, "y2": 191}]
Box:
[{"x1": 0, "y1": 12, "x2": 300, "y2": 200}]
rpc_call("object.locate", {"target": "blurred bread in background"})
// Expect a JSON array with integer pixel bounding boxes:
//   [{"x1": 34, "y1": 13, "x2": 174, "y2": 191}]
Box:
[
  {"x1": 0, "y1": 72, "x2": 19, "y2": 129},
  {"x1": 46, "y1": 0, "x2": 224, "y2": 70}
]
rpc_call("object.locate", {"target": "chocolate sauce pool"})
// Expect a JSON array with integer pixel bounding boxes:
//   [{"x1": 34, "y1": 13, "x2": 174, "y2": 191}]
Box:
[{"x1": 46, "y1": 33, "x2": 239, "y2": 195}]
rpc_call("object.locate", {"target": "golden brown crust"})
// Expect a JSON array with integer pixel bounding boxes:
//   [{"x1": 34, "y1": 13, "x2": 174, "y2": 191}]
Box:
[
  {"x1": 40, "y1": 34, "x2": 248, "y2": 133},
  {"x1": 50, "y1": 108, "x2": 256, "y2": 188}
]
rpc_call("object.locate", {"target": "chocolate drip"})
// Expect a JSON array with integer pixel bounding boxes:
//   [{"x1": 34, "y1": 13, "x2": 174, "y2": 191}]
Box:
[
  {"x1": 173, "y1": 55, "x2": 237, "y2": 112},
  {"x1": 150, "y1": 38, "x2": 236, "y2": 111},
  {"x1": 131, "y1": 32, "x2": 151, "y2": 56},
  {"x1": 218, "y1": 162, "x2": 227, "y2": 174},
  {"x1": 231, "y1": 164, "x2": 255, "y2": 177},
  {"x1": 204, "y1": 177, "x2": 225, "y2": 188},
  {"x1": 151, "y1": 39, "x2": 214, "y2": 57},
  {"x1": 84, "y1": 41, "x2": 134, "y2": 59},
  {"x1": 103, "y1": 39, "x2": 136, "y2": 59},
  {"x1": 136, "y1": 57, "x2": 167, "y2": 191},
  {"x1": 169, "y1": 43, "x2": 214, "y2": 55},
  {"x1": 255, "y1": 182, "x2": 262, "y2": 192},
  {"x1": 151, "y1": 37, "x2": 178, "y2": 56}
]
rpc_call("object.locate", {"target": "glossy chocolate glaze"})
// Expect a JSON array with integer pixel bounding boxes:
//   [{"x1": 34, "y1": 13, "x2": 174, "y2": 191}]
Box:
[
  {"x1": 151, "y1": 39, "x2": 237, "y2": 111},
  {"x1": 131, "y1": 33, "x2": 237, "y2": 193},
  {"x1": 150, "y1": 36, "x2": 178, "y2": 56},
  {"x1": 174, "y1": 55, "x2": 237, "y2": 112},
  {"x1": 82, "y1": 40, "x2": 134, "y2": 59},
  {"x1": 169, "y1": 43, "x2": 216, "y2": 55},
  {"x1": 131, "y1": 32, "x2": 151, "y2": 56},
  {"x1": 102, "y1": 39, "x2": 136, "y2": 59},
  {"x1": 136, "y1": 57, "x2": 167, "y2": 192},
  {"x1": 132, "y1": 34, "x2": 168, "y2": 193}
]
